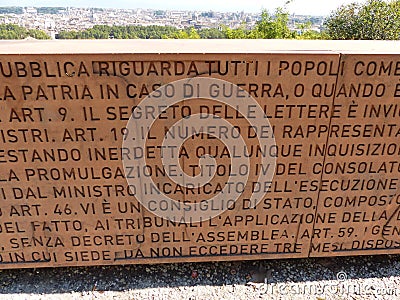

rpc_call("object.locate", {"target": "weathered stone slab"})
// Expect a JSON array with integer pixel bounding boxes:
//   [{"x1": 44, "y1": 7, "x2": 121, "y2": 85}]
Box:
[
  {"x1": 0, "y1": 40, "x2": 398, "y2": 268},
  {"x1": 310, "y1": 54, "x2": 400, "y2": 256}
]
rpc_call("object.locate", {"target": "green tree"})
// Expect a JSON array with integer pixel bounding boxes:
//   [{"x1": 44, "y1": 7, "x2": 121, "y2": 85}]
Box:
[
  {"x1": 0, "y1": 24, "x2": 49, "y2": 39},
  {"x1": 57, "y1": 30, "x2": 79, "y2": 39},
  {"x1": 27, "y1": 29, "x2": 51, "y2": 39},
  {"x1": 324, "y1": 0, "x2": 400, "y2": 39},
  {"x1": 197, "y1": 28, "x2": 225, "y2": 39},
  {"x1": 163, "y1": 27, "x2": 200, "y2": 39},
  {"x1": 251, "y1": 8, "x2": 295, "y2": 39},
  {"x1": 58, "y1": 25, "x2": 180, "y2": 39},
  {"x1": 222, "y1": 24, "x2": 250, "y2": 39},
  {"x1": 222, "y1": 6, "x2": 295, "y2": 39},
  {"x1": 295, "y1": 21, "x2": 327, "y2": 40}
]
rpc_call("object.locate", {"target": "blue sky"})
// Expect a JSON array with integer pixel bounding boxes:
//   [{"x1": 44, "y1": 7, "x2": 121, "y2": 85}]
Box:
[{"x1": 0, "y1": 0, "x2": 360, "y2": 16}]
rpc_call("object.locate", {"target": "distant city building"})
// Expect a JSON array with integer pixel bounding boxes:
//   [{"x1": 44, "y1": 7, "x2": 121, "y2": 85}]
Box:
[
  {"x1": 0, "y1": 6, "x2": 324, "y2": 39},
  {"x1": 24, "y1": 7, "x2": 37, "y2": 14}
]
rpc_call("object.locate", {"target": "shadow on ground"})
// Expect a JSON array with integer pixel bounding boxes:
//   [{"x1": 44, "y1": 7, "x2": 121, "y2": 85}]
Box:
[{"x1": 0, "y1": 254, "x2": 399, "y2": 294}]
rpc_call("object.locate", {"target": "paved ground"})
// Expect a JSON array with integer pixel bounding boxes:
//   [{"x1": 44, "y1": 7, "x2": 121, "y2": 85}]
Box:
[{"x1": 0, "y1": 254, "x2": 399, "y2": 299}]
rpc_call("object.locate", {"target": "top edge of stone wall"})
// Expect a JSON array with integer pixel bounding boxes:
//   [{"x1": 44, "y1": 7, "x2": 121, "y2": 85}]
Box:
[{"x1": 1, "y1": 39, "x2": 400, "y2": 54}]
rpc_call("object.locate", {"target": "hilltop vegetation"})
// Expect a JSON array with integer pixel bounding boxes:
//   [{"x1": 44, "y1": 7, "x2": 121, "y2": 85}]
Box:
[
  {"x1": 0, "y1": 7, "x2": 23, "y2": 14},
  {"x1": 57, "y1": 0, "x2": 400, "y2": 40},
  {"x1": 325, "y1": 0, "x2": 400, "y2": 39},
  {"x1": 0, "y1": 24, "x2": 50, "y2": 39},
  {"x1": 58, "y1": 8, "x2": 324, "y2": 40},
  {"x1": 0, "y1": 0, "x2": 399, "y2": 40}
]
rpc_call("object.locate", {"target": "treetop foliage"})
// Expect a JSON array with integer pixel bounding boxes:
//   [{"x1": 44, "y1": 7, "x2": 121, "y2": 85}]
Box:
[
  {"x1": 0, "y1": 1, "x2": 399, "y2": 40},
  {"x1": 0, "y1": 24, "x2": 50, "y2": 39},
  {"x1": 324, "y1": 0, "x2": 400, "y2": 39}
]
